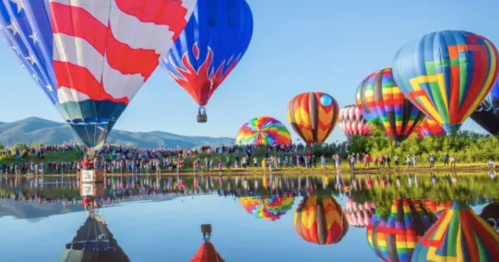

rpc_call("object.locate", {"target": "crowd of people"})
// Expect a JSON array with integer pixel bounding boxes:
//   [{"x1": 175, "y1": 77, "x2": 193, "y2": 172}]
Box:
[{"x1": 0, "y1": 141, "x2": 495, "y2": 175}]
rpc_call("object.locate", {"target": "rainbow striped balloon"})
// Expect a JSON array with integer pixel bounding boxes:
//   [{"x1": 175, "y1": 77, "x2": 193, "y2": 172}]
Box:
[
  {"x1": 367, "y1": 199, "x2": 437, "y2": 262},
  {"x1": 412, "y1": 201, "x2": 499, "y2": 261},
  {"x1": 236, "y1": 117, "x2": 292, "y2": 145},
  {"x1": 356, "y1": 68, "x2": 425, "y2": 142},
  {"x1": 239, "y1": 196, "x2": 294, "y2": 221}
]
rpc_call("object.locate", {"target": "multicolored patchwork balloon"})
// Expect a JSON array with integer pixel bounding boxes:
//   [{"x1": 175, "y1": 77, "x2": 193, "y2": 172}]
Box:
[
  {"x1": 471, "y1": 75, "x2": 499, "y2": 135},
  {"x1": 367, "y1": 199, "x2": 437, "y2": 262},
  {"x1": 287, "y1": 92, "x2": 339, "y2": 144},
  {"x1": 412, "y1": 201, "x2": 499, "y2": 261},
  {"x1": 294, "y1": 195, "x2": 348, "y2": 245},
  {"x1": 415, "y1": 117, "x2": 446, "y2": 138},
  {"x1": 393, "y1": 30, "x2": 499, "y2": 134},
  {"x1": 345, "y1": 199, "x2": 376, "y2": 228},
  {"x1": 338, "y1": 105, "x2": 371, "y2": 138},
  {"x1": 239, "y1": 196, "x2": 294, "y2": 221},
  {"x1": 235, "y1": 117, "x2": 292, "y2": 145},
  {"x1": 356, "y1": 68, "x2": 425, "y2": 142},
  {"x1": 421, "y1": 199, "x2": 453, "y2": 218}
]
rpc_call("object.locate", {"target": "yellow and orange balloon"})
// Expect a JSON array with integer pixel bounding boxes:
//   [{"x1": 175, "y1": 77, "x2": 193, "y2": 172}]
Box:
[
  {"x1": 294, "y1": 195, "x2": 348, "y2": 245},
  {"x1": 287, "y1": 92, "x2": 339, "y2": 144}
]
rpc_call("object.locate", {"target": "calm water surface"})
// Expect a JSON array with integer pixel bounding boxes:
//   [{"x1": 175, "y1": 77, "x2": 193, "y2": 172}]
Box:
[{"x1": 0, "y1": 173, "x2": 497, "y2": 262}]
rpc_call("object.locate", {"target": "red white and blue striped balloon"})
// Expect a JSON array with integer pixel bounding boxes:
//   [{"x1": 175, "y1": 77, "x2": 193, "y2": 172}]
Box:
[{"x1": 0, "y1": 0, "x2": 196, "y2": 151}]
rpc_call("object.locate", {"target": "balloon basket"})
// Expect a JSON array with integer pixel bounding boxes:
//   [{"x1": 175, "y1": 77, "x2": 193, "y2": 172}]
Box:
[
  {"x1": 80, "y1": 181, "x2": 105, "y2": 197},
  {"x1": 197, "y1": 107, "x2": 207, "y2": 123},
  {"x1": 80, "y1": 169, "x2": 104, "y2": 184}
]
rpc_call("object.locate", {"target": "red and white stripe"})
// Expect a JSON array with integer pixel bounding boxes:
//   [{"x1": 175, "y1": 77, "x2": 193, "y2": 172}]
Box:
[{"x1": 49, "y1": 0, "x2": 196, "y2": 104}]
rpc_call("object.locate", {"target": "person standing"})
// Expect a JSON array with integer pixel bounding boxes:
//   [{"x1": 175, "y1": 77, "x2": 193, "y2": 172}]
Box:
[
  {"x1": 450, "y1": 154, "x2": 456, "y2": 168},
  {"x1": 412, "y1": 154, "x2": 417, "y2": 168},
  {"x1": 443, "y1": 153, "x2": 449, "y2": 166}
]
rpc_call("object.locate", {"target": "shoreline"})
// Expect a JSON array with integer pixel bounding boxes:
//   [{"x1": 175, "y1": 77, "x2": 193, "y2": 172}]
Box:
[{"x1": 5, "y1": 166, "x2": 497, "y2": 177}]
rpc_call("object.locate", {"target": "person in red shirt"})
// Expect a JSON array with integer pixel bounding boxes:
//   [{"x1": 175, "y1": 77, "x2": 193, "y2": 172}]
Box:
[{"x1": 82, "y1": 158, "x2": 90, "y2": 169}]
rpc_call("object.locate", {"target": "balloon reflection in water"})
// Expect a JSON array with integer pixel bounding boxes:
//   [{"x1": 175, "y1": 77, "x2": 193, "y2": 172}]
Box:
[
  {"x1": 480, "y1": 203, "x2": 499, "y2": 234},
  {"x1": 294, "y1": 195, "x2": 348, "y2": 245},
  {"x1": 239, "y1": 196, "x2": 294, "y2": 221},
  {"x1": 367, "y1": 198, "x2": 437, "y2": 262},
  {"x1": 412, "y1": 201, "x2": 499, "y2": 261},
  {"x1": 190, "y1": 224, "x2": 225, "y2": 262},
  {"x1": 421, "y1": 199, "x2": 453, "y2": 218},
  {"x1": 344, "y1": 199, "x2": 376, "y2": 228},
  {"x1": 59, "y1": 210, "x2": 130, "y2": 262}
]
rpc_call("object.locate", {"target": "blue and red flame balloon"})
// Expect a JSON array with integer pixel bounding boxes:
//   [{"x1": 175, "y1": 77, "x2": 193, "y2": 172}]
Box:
[{"x1": 162, "y1": 0, "x2": 254, "y2": 120}]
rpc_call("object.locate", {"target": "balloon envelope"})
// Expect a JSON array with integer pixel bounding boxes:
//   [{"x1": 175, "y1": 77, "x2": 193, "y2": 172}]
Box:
[
  {"x1": 236, "y1": 117, "x2": 291, "y2": 145},
  {"x1": 239, "y1": 196, "x2": 294, "y2": 221},
  {"x1": 471, "y1": 75, "x2": 499, "y2": 135},
  {"x1": 415, "y1": 117, "x2": 446, "y2": 138},
  {"x1": 287, "y1": 92, "x2": 340, "y2": 144},
  {"x1": 162, "y1": 0, "x2": 253, "y2": 108},
  {"x1": 338, "y1": 105, "x2": 371, "y2": 138},
  {"x1": 392, "y1": 30, "x2": 499, "y2": 134},
  {"x1": 367, "y1": 199, "x2": 437, "y2": 262},
  {"x1": 0, "y1": 0, "x2": 196, "y2": 151},
  {"x1": 345, "y1": 199, "x2": 376, "y2": 228},
  {"x1": 356, "y1": 68, "x2": 425, "y2": 141},
  {"x1": 294, "y1": 195, "x2": 348, "y2": 245},
  {"x1": 412, "y1": 201, "x2": 499, "y2": 261}
]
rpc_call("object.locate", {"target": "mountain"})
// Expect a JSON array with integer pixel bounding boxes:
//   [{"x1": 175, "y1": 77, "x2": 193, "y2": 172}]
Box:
[{"x1": 0, "y1": 117, "x2": 235, "y2": 148}]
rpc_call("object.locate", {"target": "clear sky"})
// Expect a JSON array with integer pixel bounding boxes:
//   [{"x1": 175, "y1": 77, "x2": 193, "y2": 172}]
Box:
[{"x1": 0, "y1": 0, "x2": 497, "y2": 142}]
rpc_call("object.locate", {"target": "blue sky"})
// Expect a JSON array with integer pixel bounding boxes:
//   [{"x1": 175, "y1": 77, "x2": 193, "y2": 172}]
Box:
[{"x1": 0, "y1": 0, "x2": 497, "y2": 141}]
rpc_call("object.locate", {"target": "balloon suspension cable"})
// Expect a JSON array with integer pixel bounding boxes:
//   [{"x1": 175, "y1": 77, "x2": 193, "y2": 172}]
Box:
[{"x1": 201, "y1": 224, "x2": 212, "y2": 242}]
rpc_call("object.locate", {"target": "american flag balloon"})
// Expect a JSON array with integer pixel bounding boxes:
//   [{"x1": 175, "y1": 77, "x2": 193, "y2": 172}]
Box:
[
  {"x1": 0, "y1": 0, "x2": 197, "y2": 151},
  {"x1": 338, "y1": 104, "x2": 371, "y2": 138},
  {"x1": 161, "y1": 0, "x2": 253, "y2": 113}
]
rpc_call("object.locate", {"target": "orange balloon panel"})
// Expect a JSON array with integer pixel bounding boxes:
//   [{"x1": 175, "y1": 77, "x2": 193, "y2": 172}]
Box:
[
  {"x1": 294, "y1": 195, "x2": 348, "y2": 245},
  {"x1": 287, "y1": 92, "x2": 339, "y2": 144}
]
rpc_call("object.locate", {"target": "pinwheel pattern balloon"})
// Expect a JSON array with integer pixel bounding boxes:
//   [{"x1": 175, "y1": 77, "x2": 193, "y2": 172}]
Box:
[
  {"x1": 236, "y1": 117, "x2": 292, "y2": 145},
  {"x1": 162, "y1": 0, "x2": 253, "y2": 109},
  {"x1": 415, "y1": 117, "x2": 446, "y2": 138},
  {"x1": 480, "y1": 203, "x2": 499, "y2": 234},
  {"x1": 240, "y1": 196, "x2": 294, "y2": 221},
  {"x1": 471, "y1": 75, "x2": 499, "y2": 135},
  {"x1": 356, "y1": 68, "x2": 425, "y2": 142},
  {"x1": 294, "y1": 196, "x2": 348, "y2": 245},
  {"x1": 393, "y1": 30, "x2": 499, "y2": 134},
  {"x1": 287, "y1": 92, "x2": 340, "y2": 144},
  {"x1": 367, "y1": 199, "x2": 437, "y2": 262},
  {"x1": 412, "y1": 201, "x2": 499, "y2": 261},
  {"x1": 338, "y1": 105, "x2": 371, "y2": 138},
  {"x1": 0, "y1": 0, "x2": 196, "y2": 151}
]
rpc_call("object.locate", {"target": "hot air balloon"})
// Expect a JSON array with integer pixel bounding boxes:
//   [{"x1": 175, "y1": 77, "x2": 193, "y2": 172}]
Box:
[
  {"x1": 392, "y1": 30, "x2": 499, "y2": 134},
  {"x1": 287, "y1": 92, "x2": 340, "y2": 144},
  {"x1": 471, "y1": 75, "x2": 499, "y2": 135},
  {"x1": 239, "y1": 196, "x2": 294, "y2": 221},
  {"x1": 0, "y1": 0, "x2": 196, "y2": 153},
  {"x1": 344, "y1": 199, "x2": 376, "y2": 228},
  {"x1": 367, "y1": 198, "x2": 437, "y2": 262},
  {"x1": 412, "y1": 201, "x2": 499, "y2": 261},
  {"x1": 162, "y1": 0, "x2": 254, "y2": 123},
  {"x1": 338, "y1": 105, "x2": 371, "y2": 138},
  {"x1": 415, "y1": 117, "x2": 446, "y2": 138},
  {"x1": 356, "y1": 68, "x2": 425, "y2": 142},
  {"x1": 480, "y1": 203, "x2": 499, "y2": 233},
  {"x1": 421, "y1": 199, "x2": 452, "y2": 218},
  {"x1": 235, "y1": 117, "x2": 292, "y2": 145},
  {"x1": 190, "y1": 224, "x2": 225, "y2": 262},
  {"x1": 59, "y1": 211, "x2": 130, "y2": 262},
  {"x1": 294, "y1": 195, "x2": 348, "y2": 245}
]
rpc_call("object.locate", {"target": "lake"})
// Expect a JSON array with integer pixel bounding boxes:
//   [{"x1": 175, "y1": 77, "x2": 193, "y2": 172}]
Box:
[{"x1": 1, "y1": 172, "x2": 498, "y2": 262}]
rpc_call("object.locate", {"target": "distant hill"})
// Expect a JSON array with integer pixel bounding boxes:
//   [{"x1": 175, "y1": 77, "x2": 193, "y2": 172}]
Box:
[{"x1": 0, "y1": 117, "x2": 235, "y2": 148}]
